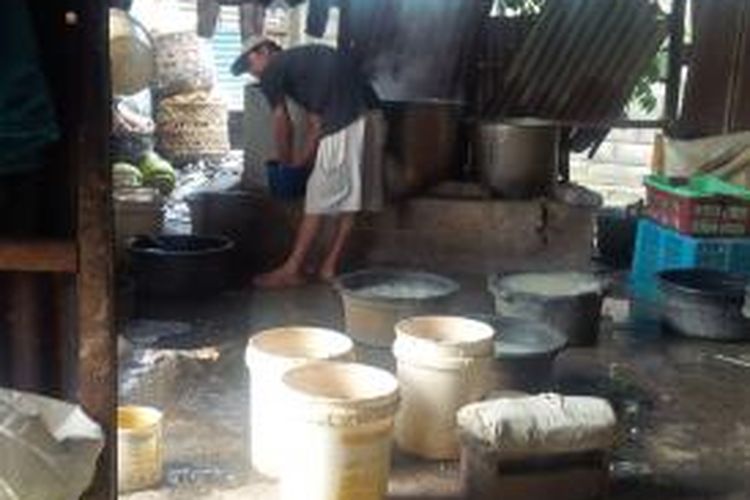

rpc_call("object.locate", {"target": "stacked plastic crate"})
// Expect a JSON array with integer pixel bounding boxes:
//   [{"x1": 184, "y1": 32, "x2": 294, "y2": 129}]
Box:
[{"x1": 629, "y1": 175, "x2": 750, "y2": 302}]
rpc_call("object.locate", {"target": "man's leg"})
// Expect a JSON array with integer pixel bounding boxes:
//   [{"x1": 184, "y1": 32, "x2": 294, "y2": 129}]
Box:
[
  {"x1": 319, "y1": 212, "x2": 355, "y2": 282},
  {"x1": 254, "y1": 213, "x2": 322, "y2": 288}
]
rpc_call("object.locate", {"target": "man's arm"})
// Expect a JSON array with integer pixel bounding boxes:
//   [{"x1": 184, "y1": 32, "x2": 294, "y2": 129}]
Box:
[
  {"x1": 272, "y1": 101, "x2": 294, "y2": 164},
  {"x1": 293, "y1": 111, "x2": 323, "y2": 168}
]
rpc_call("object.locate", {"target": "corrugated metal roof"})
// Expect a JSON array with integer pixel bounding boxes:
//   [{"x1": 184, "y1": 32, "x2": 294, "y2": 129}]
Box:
[{"x1": 489, "y1": 0, "x2": 668, "y2": 124}]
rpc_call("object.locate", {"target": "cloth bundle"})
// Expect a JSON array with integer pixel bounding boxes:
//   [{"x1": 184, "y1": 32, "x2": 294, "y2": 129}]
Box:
[{"x1": 457, "y1": 393, "x2": 617, "y2": 459}]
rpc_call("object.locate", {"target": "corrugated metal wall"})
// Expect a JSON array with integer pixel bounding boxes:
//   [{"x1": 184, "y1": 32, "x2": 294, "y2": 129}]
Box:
[{"x1": 488, "y1": 0, "x2": 667, "y2": 123}]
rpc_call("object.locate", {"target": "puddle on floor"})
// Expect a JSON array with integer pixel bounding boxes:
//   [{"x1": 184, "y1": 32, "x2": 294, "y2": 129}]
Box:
[{"x1": 165, "y1": 463, "x2": 244, "y2": 489}]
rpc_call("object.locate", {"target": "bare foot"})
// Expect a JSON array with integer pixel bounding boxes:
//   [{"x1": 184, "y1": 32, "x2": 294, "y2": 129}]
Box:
[
  {"x1": 253, "y1": 268, "x2": 306, "y2": 289},
  {"x1": 318, "y1": 267, "x2": 337, "y2": 284}
]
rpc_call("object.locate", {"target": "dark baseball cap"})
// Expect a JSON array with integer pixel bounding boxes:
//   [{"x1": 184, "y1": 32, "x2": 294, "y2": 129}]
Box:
[{"x1": 230, "y1": 36, "x2": 280, "y2": 76}]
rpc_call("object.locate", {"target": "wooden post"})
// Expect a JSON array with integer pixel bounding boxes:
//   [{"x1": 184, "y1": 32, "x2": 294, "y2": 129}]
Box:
[{"x1": 70, "y1": 1, "x2": 116, "y2": 498}]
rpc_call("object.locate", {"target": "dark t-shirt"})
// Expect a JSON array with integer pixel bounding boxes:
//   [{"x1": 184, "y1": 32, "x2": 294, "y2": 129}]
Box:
[{"x1": 260, "y1": 45, "x2": 378, "y2": 135}]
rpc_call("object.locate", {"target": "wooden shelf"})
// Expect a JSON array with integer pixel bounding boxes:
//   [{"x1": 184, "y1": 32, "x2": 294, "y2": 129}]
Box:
[{"x1": 0, "y1": 240, "x2": 77, "y2": 273}]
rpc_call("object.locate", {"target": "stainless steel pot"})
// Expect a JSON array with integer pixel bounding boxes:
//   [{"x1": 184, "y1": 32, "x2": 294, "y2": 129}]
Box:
[
  {"x1": 474, "y1": 119, "x2": 560, "y2": 199},
  {"x1": 658, "y1": 269, "x2": 750, "y2": 341},
  {"x1": 488, "y1": 271, "x2": 608, "y2": 347}
]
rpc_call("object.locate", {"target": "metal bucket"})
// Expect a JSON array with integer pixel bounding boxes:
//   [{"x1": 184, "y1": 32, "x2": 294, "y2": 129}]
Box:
[
  {"x1": 488, "y1": 272, "x2": 607, "y2": 347},
  {"x1": 658, "y1": 269, "x2": 750, "y2": 341},
  {"x1": 472, "y1": 315, "x2": 567, "y2": 392},
  {"x1": 474, "y1": 119, "x2": 560, "y2": 199}
]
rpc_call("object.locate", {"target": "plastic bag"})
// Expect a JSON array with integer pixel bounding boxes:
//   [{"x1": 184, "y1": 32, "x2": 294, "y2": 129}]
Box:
[{"x1": 0, "y1": 389, "x2": 104, "y2": 500}]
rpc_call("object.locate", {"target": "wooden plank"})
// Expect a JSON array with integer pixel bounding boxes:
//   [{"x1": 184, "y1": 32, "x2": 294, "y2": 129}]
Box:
[
  {"x1": 6, "y1": 273, "x2": 42, "y2": 391},
  {"x1": 52, "y1": 273, "x2": 78, "y2": 399},
  {"x1": 0, "y1": 240, "x2": 77, "y2": 273},
  {"x1": 679, "y1": 0, "x2": 742, "y2": 137},
  {"x1": 70, "y1": 0, "x2": 116, "y2": 497},
  {"x1": 729, "y1": 1, "x2": 750, "y2": 131}
]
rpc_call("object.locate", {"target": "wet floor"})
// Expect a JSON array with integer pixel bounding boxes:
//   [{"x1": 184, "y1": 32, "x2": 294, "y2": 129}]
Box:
[{"x1": 119, "y1": 275, "x2": 750, "y2": 499}]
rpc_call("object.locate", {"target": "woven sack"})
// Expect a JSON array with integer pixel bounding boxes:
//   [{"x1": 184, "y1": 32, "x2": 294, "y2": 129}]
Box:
[
  {"x1": 156, "y1": 91, "x2": 229, "y2": 164},
  {"x1": 154, "y1": 31, "x2": 215, "y2": 97}
]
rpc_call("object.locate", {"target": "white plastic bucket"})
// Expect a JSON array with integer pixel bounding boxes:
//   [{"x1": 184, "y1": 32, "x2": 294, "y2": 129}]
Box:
[
  {"x1": 117, "y1": 405, "x2": 163, "y2": 493},
  {"x1": 393, "y1": 316, "x2": 495, "y2": 459},
  {"x1": 279, "y1": 362, "x2": 400, "y2": 500},
  {"x1": 245, "y1": 327, "x2": 355, "y2": 477}
]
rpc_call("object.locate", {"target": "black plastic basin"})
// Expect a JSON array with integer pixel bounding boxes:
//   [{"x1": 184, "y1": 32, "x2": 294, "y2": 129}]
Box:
[{"x1": 129, "y1": 234, "x2": 235, "y2": 297}]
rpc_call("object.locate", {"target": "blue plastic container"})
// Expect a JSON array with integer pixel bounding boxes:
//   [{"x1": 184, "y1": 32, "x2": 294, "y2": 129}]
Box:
[
  {"x1": 629, "y1": 218, "x2": 750, "y2": 301},
  {"x1": 266, "y1": 161, "x2": 311, "y2": 200}
]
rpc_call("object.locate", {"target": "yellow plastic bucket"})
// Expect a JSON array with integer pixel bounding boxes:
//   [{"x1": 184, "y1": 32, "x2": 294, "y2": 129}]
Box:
[
  {"x1": 117, "y1": 405, "x2": 163, "y2": 493},
  {"x1": 280, "y1": 362, "x2": 400, "y2": 500}
]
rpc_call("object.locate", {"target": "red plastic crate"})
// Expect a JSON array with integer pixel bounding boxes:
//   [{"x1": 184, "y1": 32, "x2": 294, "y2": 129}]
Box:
[{"x1": 646, "y1": 182, "x2": 750, "y2": 236}]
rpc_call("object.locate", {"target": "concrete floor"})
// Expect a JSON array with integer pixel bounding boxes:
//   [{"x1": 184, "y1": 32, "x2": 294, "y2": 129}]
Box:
[{"x1": 119, "y1": 275, "x2": 750, "y2": 499}]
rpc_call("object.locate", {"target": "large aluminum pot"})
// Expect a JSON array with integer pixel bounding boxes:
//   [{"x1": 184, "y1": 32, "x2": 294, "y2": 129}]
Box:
[
  {"x1": 382, "y1": 100, "x2": 466, "y2": 198},
  {"x1": 474, "y1": 119, "x2": 560, "y2": 199}
]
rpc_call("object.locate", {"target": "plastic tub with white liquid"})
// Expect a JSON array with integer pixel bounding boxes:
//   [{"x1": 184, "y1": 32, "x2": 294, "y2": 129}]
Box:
[
  {"x1": 393, "y1": 316, "x2": 495, "y2": 459},
  {"x1": 245, "y1": 326, "x2": 355, "y2": 477}
]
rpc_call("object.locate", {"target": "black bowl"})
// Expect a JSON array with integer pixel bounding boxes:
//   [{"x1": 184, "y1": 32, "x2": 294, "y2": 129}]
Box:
[{"x1": 128, "y1": 234, "x2": 235, "y2": 297}]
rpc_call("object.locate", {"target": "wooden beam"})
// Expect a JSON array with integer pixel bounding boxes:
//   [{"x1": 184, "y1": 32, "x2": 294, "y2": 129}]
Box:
[
  {"x1": 71, "y1": 0, "x2": 116, "y2": 498},
  {"x1": 0, "y1": 240, "x2": 77, "y2": 273}
]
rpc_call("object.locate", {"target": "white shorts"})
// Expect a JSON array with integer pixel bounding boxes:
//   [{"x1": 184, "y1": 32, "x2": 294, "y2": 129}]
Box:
[{"x1": 305, "y1": 110, "x2": 386, "y2": 215}]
